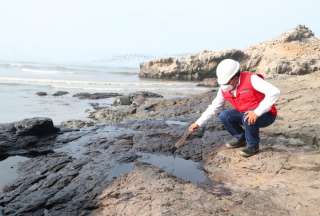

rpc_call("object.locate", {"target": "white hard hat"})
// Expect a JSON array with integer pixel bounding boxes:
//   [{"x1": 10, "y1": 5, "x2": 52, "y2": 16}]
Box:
[{"x1": 216, "y1": 59, "x2": 240, "y2": 85}]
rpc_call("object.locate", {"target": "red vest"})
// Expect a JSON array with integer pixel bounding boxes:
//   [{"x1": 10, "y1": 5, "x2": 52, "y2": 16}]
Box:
[{"x1": 222, "y1": 72, "x2": 277, "y2": 116}]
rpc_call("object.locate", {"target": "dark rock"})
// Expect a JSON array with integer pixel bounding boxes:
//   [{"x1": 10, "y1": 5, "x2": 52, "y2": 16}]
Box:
[
  {"x1": 131, "y1": 95, "x2": 146, "y2": 107},
  {"x1": 89, "y1": 103, "x2": 101, "y2": 110},
  {"x1": 113, "y1": 96, "x2": 132, "y2": 106},
  {"x1": 0, "y1": 118, "x2": 59, "y2": 157},
  {"x1": 119, "y1": 119, "x2": 170, "y2": 131},
  {"x1": 132, "y1": 128, "x2": 180, "y2": 153},
  {"x1": 36, "y1": 92, "x2": 47, "y2": 96},
  {"x1": 14, "y1": 118, "x2": 58, "y2": 136},
  {"x1": 60, "y1": 120, "x2": 95, "y2": 129},
  {"x1": 94, "y1": 90, "x2": 214, "y2": 124},
  {"x1": 273, "y1": 59, "x2": 320, "y2": 75},
  {"x1": 73, "y1": 92, "x2": 122, "y2": 100},
  {"x1": 52, "y1": 91, "x2": 69, "y2": 96},
  {"x1": 89, "y1": 106, "x2": 137, "y2": 123},
  {"x1": 281, "y1": 25, "x2": 314, "y2": 42},
  {"x1": 113, "y1": 91, "x2": 163, "y2": 106},
  {"x1": 129, "y1": 91, "x2": 163, "y2": 98}
]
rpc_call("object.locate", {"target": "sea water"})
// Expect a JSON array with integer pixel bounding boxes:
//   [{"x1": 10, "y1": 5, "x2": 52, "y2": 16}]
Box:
[{"x1": 0, "y1": 62, "x2": 209, "y2": 124}]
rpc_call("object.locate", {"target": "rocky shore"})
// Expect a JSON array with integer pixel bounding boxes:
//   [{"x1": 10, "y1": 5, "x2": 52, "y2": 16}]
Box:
[{"x1": 1, "y1": 25, "x2": 320, "y2": 216}]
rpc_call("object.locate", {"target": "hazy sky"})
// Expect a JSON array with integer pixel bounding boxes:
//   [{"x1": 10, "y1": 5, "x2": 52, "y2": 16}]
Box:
[{"x1": 0, "y1": 0, "x2": 318, "y2": 63}]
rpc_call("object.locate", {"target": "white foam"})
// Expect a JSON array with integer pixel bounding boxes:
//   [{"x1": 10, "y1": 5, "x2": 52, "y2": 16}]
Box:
[
  {"x1": 0, "y1": 76, "x2": 197, "y2": 87},
  {"x1": 21, "y1": 68, "x2": 64, "y2": 74},
  {"x1": 0, "y1": 76, "x2": 208, "y2": 97}
]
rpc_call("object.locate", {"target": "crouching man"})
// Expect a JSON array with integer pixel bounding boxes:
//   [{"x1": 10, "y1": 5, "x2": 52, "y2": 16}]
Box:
[{"x1": 189, "y1": 59, "x2": 280, "y2": 157}]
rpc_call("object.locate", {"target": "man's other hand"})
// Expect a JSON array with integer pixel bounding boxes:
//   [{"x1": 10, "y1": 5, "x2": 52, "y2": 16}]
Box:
[{"x1": 244, "y1": 111, "x2": 258, "y2": 125}]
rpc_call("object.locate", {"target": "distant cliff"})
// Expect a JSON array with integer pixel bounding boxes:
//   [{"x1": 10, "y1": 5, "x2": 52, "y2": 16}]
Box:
[{"x1": 139, "y1": 25, "x2": 320, "y2": 80}]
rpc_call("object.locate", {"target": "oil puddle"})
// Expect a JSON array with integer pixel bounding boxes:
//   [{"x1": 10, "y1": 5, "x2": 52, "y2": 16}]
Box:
[
  {"x1": 106, "y1": 163, "x2": 134, "y2": 181},
  {"x1": 137, "y1": 152, "x2": 212, "y2": 186},
  {"x1": 0, "y1": 156, "x2": 29, "y2": 192},
  {"x1": 102, "y1": 152, "x2": 211, "y2": 186},
  {"x1": 102, "y1": 152, "x2": 231, "y2": 195}
]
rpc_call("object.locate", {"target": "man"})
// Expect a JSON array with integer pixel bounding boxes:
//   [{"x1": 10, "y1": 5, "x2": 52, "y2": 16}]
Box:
[{"x1": 189, "y1": 59, "x2": 280, "y2": 157}]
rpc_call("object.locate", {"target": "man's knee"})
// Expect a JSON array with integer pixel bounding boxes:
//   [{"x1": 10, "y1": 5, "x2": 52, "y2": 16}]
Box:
[
  {"x1": 218, "y1": 110, "x2": 229, "y2": 122},
  {"x1": 241, "y1": 116, "x2": 247, "y2": 125}
]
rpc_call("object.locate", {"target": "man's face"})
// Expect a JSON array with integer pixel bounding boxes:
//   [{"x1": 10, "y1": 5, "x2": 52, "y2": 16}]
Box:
[{"x1": 227, "y1": 75, "x2": 239, "y2": 89}]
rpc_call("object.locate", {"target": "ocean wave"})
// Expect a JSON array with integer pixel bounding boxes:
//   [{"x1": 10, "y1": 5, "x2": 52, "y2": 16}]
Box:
[
  {"x1": 21, "y1": 68, "x2": 69, "y2": 74},
  {"x1": 0, "y1": 77, "x2": 208, "y2": 98},
  {"x1": 0, "y1": 77, "x2": 114, "y2": 86},
  {"x1": 0, "y1": 77, "x2": 198, "y2": 88},
  {"x1": 0, "y1": 62, "x2": 138, "y2": 75}
]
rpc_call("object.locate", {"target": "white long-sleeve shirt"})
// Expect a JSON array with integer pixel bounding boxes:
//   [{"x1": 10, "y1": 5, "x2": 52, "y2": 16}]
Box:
[{"x1": 195, "y1": 74, "x2": 280, "y2": 127}]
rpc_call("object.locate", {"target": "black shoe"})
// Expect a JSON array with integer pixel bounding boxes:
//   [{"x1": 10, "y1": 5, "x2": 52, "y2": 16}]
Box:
[
  {"x1": 239, "y1": 147, "x2": 259, "y2": 157},
  {"x1": 225, "y1": 138, "x2": 246, "y2": 148}
]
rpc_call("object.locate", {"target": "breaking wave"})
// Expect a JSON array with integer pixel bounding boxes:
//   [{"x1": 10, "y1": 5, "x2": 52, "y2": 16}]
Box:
[{"x1": 0, "y1": 77, "x2": 204, "y2": 96}]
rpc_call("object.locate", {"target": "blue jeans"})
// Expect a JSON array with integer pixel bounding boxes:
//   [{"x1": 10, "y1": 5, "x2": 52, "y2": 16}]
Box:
[{"x1": 218, "y1": 109, "x2": 276, "y2": 149}]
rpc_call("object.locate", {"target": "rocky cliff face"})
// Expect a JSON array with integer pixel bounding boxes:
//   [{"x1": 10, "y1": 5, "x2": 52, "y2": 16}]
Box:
[
  {"x1": 139, "y1": 25, "x2": 320, "y2": 80},
  {"x1": 244, "y1": 25, "x2": 320, "y2": 76},
  {"x1": 139, "y1": 49, "x2": 247, "y2": 81}
]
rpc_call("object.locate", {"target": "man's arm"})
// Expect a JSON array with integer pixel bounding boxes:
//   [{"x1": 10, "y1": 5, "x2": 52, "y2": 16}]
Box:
[
  {"x1": 251, "y1": 74, "x2": 280, "y2": 116},
  {"x1": 195, "y1": 88, "x2": 225, "y2": 127}
]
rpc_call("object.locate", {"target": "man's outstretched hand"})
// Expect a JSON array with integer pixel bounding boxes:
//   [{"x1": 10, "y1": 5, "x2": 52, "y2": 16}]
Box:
[
  {"x1": 174, "y1": 123, "x2": 199, "y2": 150},
  {"x1": 244, "y1": 111, "x2": 258, "y2": 125},
  {"x1": 188, "y1": 123, "x2": 200, "y2": 133}
]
